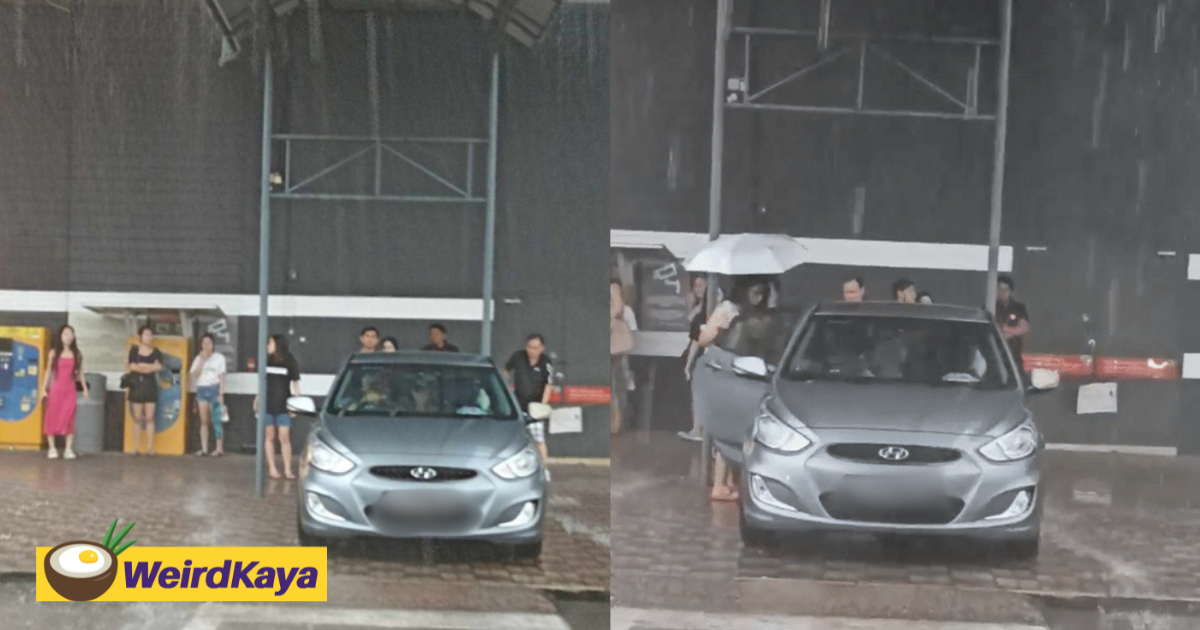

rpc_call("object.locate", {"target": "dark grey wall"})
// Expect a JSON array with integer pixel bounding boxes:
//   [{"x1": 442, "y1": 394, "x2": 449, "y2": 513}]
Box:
[
  {"x1": 1, "y1": 2, "x2": 610, "y2": 457},
  {"x1": 612, "y1": 0, "x2": 1198, "y2": 450}
]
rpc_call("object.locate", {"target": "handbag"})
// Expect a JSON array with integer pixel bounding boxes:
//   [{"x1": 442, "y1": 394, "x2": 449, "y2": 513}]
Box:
[{"x1": 610, "y1": 316, "x2": 634, "y2": 356}]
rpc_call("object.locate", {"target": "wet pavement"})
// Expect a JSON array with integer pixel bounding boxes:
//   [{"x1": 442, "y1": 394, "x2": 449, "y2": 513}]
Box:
[
  {"x1": 612, "y1": 431, "x2": 1200, "y2": 624},
  {"x1": 0, "y1": 579, "x2": 608, "y2": 630},
  {"x1": 0, "y1": 451, "x2": 608, "y2": 593}
]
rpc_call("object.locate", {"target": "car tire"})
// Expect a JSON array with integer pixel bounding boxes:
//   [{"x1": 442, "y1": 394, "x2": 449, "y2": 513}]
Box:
[
  {"x1": 738, "y1": 500, "x2": 775, "y2": 550},
  {"x1": 512, "y1": 541, "x2": 542, "y2": 560}
]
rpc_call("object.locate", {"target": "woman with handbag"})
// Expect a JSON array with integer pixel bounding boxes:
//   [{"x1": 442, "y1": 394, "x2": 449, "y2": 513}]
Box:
[
  {"x1": 610, "y1": 280, "x2": 635, "y2": 434},
  {"x1": 127, "y1": 326, "x2": 164, "y2": 456},
  {"x1": 189, "y1": 333, "x2": 227, "y2": 457},
  {"x1": 41, "y1": 325, "x2": 89, "y2": 460}
]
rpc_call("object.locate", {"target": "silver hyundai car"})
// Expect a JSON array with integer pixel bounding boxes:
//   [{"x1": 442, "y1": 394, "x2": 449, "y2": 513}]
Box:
[
  {"x1": 692, "y1": 302, "x2": 1056, "y2": 558},
  {"x1": 289, "y1": 352, "x2": 546, "y2": 559}
]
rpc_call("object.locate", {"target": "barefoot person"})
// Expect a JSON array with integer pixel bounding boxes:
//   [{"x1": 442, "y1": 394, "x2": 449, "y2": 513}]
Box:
[
  {"x1": 696, "y1": 277, "x2": 773, "y2": 502},
  {"x1": 254, "y1": 334, "x2": 300, "y2": 479},
  {"x1": 190, "y1": 333, "x2": 227, "y2": 457},
  {"x1": 127, "y1": 326, "x2": 163, "y2": 456},
  {"x1": 42, "y1": 325, "x2": 89, "y2": 460}
]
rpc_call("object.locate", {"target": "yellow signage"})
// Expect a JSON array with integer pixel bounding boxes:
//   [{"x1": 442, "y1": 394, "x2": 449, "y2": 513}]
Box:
[{"x1": 36, "y1": 546, "x2": 327, "y2": 602}]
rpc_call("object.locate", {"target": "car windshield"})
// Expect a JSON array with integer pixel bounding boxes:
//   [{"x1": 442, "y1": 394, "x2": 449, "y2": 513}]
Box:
[
  {"x1": 783, "y1": 314, "x2": 1017, "y2": 390},
  {"x1": 326, "y1": 363, "x2": 519, "y2": 419}
]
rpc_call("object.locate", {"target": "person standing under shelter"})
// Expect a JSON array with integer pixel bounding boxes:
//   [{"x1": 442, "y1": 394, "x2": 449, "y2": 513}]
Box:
[
  {"x1": 893, "y1": 278, "x2": 917, "y2": 304},
  {"x1": 995, "y1": 275, "x2": 1031, "y2": 375},
  {"x1": 842, "y1": 277, "x2": 865, "y2": 302},
  {"x1": 357, "y1": 327, "x2": 381, "y2": 354},
  {"x1": 506, "y1": 333, "x2": 554, "y2": 479},
  {"x1": 42, "y1": 325, "x2": 89, "y2": 460},
  {"x1": 423, "y1": 324, "x2": 460, "y2": 352}
]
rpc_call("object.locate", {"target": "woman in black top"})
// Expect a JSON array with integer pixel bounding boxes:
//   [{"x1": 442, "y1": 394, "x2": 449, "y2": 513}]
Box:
[
  {"x1": 127, "y1": 326, "x2": 164, "y2": 456},
  {"x1": 253, "y1": 334, "x2": 301, "y2": 479}
]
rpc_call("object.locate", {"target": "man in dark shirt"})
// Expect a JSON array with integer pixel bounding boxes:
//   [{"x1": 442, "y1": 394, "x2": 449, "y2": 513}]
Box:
[
  {"x1": 422, "y1": 323, "x2": 460, "y2": 352},
  {"x1": 995, "y1": 275, "x2": 1031, "y2": 375},
  {"x1": 358, "y1": 327, "x2": 380, "y2": 354},
  {"x1": 505, "y1": 333, "x2": 554, "y2": 471}
]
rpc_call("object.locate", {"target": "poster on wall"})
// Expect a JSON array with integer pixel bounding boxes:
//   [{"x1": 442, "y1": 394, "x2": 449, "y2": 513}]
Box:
[
  {"x1": 634, "y1": 258, "x2": 691, "y2": 332},
  {"x1": 194, "y1": 316, "x2": 239, "y2": 373}
]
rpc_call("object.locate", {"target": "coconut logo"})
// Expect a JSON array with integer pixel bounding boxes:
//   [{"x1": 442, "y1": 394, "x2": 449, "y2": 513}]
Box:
[{"x1": 44, "y1": 519, "x2": 136, "y2": 601}]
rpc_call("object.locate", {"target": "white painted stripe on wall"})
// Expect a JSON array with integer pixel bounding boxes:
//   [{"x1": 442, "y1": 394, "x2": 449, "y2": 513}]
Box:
[
  {"x1": 0, "y1": 290, "x2": 486, "y2": 321},
  {"x1": 1189, "y1": 254, "x2": 1200, "y2": 280},
  {"x1": 1182, "y1": 353, "x2": 1200, "y2": 379},
  {"x1": 611, "y1": 229, "x2": 1015, "y2": 272},
  {"x1": 1045, "y1": 443, "x2": 1177, "y2": 457},
  {"x1": 101, "y1": 372, "x2": 337, "y2": 397}
]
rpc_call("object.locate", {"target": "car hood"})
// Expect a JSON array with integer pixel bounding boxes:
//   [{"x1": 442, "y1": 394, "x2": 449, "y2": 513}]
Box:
[
  {"x1": 320, "y1": 416, "x2": 525, "y2": 457},
  {"x1": 772, "y1": 380, "x2": 1025, "y2": 437}
]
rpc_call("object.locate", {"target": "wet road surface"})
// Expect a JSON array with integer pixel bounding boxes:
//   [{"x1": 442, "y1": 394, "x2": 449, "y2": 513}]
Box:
[
  {"x1": 613, "y1": 431, "x2": 1200, "y2": 624},
  {"x1": 0, "y1": 452, "x2": 608, "y2": 592}
]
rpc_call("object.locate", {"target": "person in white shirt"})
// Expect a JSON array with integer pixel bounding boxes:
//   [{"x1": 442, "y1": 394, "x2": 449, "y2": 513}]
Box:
[{"x1": 190, "y1": 334, "x2": 228, "y2": 457}]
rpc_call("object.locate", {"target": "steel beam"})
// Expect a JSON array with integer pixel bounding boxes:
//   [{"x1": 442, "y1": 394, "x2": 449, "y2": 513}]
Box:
[
  {"x1": 481, "y1": 52, "x2": 500, "y2": 357},
  {"x1": 702, "y1": 0, "x2": 733, "y2": 487},
  {"x1": 732, "y1": 26, "x2": 998, "y2": 46},
  {"x1": 271, "y1": 193, "x2": 487, "y2": 203},
  {"x1": 256, "y1": 49, "x2": 273, "y2": 501},
  {"x1": 728, "y1": 101, "x2": 996, "y2": 121},
  {"x1": 986, "y1": 0, "x2": 1013, "y2": 314}
]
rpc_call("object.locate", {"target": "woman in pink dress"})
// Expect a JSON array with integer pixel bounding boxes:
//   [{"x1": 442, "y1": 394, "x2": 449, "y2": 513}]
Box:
[{"x1": 41, "y1": 325, "x2": 90, "y2": 459}]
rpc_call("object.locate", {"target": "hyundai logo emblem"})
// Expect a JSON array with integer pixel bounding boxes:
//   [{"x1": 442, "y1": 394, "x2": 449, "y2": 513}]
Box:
[
  {"x1": 878, "y1": 446, "x2": 910, "y2": 461},
  {"x1": 410, "y1": 466, "x2": 438, "y2": 480}
]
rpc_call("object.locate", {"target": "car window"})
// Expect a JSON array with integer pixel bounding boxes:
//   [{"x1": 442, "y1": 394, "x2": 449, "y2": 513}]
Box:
[
  {"x1": 326, "y1": 363, "x2": 518, "y2": 419},
  {"x1": 783, "y1": 314, "x2": 1017, "y2": 389},
  {"x1": 714, "y1": 310, "x2": 802, "y2": 365}
]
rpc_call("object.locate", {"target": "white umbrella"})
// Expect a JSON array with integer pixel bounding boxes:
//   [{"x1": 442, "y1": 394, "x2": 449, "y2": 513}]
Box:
[{"x1": 683, "y1": 233, "x2": 808, "y2": 275}]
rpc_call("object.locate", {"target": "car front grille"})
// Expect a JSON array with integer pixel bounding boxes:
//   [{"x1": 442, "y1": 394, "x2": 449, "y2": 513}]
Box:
[
  {"x1": 369, "y1": 466, "x2": 478, "y2": 482},
  {"x1": 826, "y1": 443, "x2": 961, "y2": 465},
  {"x1": 819, "y1": 492, "x2": 965, "y2": 525}
]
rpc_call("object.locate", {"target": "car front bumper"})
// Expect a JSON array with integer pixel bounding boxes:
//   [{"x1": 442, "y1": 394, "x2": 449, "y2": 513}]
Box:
[
  {"x1": 297, "y1": 450, "x2": 545, "y2": 545},
  {"x1": 741, "y1": 429, "x2": 1041, "y2": 541}
]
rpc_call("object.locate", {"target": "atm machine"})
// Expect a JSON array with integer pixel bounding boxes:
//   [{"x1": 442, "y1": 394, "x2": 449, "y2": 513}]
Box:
[{"x1": 0, "y1": 327, "x2": 49, "y2": 449}]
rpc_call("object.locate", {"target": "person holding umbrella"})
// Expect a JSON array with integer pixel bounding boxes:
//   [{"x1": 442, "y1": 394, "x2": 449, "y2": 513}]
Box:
[{"x1": 695, "y1": 275, "x2": 774, "y2": 502}]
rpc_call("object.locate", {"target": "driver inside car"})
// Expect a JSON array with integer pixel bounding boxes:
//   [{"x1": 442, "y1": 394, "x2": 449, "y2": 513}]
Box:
[{"x1": 344, "y1": 371, "x2": 399, "y2": 414}]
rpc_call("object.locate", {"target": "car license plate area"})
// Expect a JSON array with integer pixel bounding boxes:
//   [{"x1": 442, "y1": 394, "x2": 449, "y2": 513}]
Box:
[
  {"x1": 368, "y1": 493, "x2": 475, "y2": 533},
  {"x1": 822, "y1": 475, "x2": 962, "y2": 525}
]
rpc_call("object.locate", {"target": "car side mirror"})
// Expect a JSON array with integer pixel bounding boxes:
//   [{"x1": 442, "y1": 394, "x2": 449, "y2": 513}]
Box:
[
  {"x1": 287, "y1": 396, "x2": 318, "y2": 416},
  {"x1": 527, "y1": 402, "x2": 553, "y2": 421},
  {"x1": 731, "y1": 356, "x2": 770, "y2": 381},
  {"x1": 1027, "y1": 368, "x2": 1060, "y2": 393}
]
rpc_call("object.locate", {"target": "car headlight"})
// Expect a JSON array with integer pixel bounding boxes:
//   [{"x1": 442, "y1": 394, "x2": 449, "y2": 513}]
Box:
[
  {"x1": 753, "y1": 407, "x2": 812, "y2": 453},
  {"x1": 309, "y1": 439, "x2": 355, "y2": 474},
  {"x1": 979, "y1": 418, "x2": 1039, "y2": 462},
  {"x1": 493, "y1": 447, "x2": 541, "y2": 480}
]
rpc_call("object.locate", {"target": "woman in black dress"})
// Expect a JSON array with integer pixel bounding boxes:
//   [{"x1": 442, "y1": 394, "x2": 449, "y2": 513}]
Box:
[{"x1": 127, "y1": 326, "x2": 164, "y2": 456}]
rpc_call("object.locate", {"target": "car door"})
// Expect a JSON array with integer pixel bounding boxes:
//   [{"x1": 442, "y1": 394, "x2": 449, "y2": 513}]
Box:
[{"x1": 692, "y1": 309, "x2": 802, "y2": 449}]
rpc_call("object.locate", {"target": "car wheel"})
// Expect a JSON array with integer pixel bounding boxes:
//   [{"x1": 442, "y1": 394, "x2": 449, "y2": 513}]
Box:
[
  {"x1": 738, "y1": 500, "x2": 775, "y2": 550},
  {"x1": 512, "y1": 541, "x2": 542, "y2": 560}
]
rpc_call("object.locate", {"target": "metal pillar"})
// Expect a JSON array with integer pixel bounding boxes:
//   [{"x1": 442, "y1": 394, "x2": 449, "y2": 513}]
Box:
[
  {"x1": 702, "y1": 0, "x2": 732, "y2": 485},
  {"x1": 985, "y1": 0, "x2": 1013, "y2": 315},
  {"x1": 256, "y1": 50, "x2": 274, "y2": 500},
  {"x1": 481, "y1": 52, "x2": 500, "y2": 357}
]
